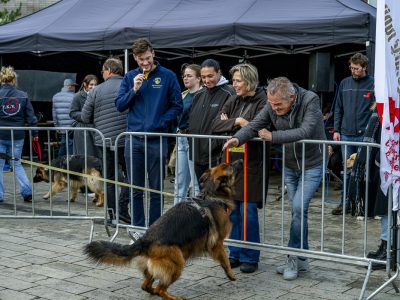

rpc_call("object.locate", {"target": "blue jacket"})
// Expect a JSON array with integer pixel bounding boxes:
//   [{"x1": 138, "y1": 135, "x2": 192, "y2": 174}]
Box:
[
  {"x1": 115, "y1": 61, "x2": 182, "y2": 133},
  {"x1": 334, "y1": 75, "x2": 375, "y2": 136},
  {"x1": 0, "y1": 84, "x2": 37, "y2": 140}
]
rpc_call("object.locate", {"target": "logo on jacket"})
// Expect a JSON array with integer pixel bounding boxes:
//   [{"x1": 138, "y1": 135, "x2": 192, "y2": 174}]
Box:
[
  {"x1": 1, "y1": 97, "x2": 21, "y2": 116},
  {"x1": 152, "y1": 77, "x2": 163, "y2": 89},
  {"x1": 363, "y1": 91, "x2": 371, "y2": 99}
]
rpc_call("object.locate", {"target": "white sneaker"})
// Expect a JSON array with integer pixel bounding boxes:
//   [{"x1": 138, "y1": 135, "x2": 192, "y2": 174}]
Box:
[
  {"x1": 283, "y1": 256, "x2": 298, "y2": 280},
  {"x1": 276, "y1": 256, "x2": 309, "y2": 277}
]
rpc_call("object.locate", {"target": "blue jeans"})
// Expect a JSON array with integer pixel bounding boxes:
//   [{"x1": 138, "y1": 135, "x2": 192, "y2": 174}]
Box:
[
  {"x1": 0, "y1": 139, "x2": 32, "y2": 201},
  {"x1": 125, "y1": 137, "x2": 167, "y2": 227},
  {"x1": 340, "y1": 134, "x2": 363, "y2": 204},
  {"x1": 380, "y1": 214, "x2": 389, "y2": 241},
  {"x1": 284, "y1": 164, "x2": 323, "y2": 250},
  {"x1": 229, "y1": 201, "x2": 260, "y2": 263},
  {"x1": 174, "y1": 137, "x2": 199, "y2": 205},
  {"x1": 58, "y1": 133, "x2": 73, "y2": 157}
]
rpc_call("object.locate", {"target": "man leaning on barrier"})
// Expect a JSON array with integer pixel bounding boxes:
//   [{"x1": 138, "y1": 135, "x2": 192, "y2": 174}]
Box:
[{"x1": 223, "y1": 76, "x2": 326, "y2": 280}]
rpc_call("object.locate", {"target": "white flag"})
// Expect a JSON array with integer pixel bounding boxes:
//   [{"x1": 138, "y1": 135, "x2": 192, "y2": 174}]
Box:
[{"x1": 375, "y1": 0, "x2": 400, "y2": 211}]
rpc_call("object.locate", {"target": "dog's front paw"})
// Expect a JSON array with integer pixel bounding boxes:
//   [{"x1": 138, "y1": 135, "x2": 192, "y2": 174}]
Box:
[
  {"x1": 227, "y1": 272, "x2": 236, "y2": 281},
  {"x1": 43, "y1": 194, "x2": 50, "y2": 199}
]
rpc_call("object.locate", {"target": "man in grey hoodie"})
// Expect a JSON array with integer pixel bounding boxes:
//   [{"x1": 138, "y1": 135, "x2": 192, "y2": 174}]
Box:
[
  {"x1": 188, "y1": 59, "x2": 235, "y2": 179},
  {"x1": 223, "y1": 77, "x2": 326, "y2": 281}
]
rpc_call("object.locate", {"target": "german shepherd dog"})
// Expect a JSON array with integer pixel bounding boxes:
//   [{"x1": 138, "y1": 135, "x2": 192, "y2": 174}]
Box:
[
  {"x1": 84, "y1": 160, "x2": 242, "y2": 300},
  {"x1": 33, "y1": 155, "x2": 104, "y2": 206}
]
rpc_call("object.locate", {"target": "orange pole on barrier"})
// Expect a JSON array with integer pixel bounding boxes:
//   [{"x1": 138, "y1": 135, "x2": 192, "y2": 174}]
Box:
[
  {"x1": 243, "y1": 143, "x2": 248, "y2": 241},
  {"x1": 225, "y1": 148, "x2": 230, "y2": 215}
]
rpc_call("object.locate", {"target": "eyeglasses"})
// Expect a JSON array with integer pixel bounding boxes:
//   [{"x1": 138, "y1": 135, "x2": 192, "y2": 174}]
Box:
[{"x1": 349, "y1": 66, "x2": 362, "y2": 71}]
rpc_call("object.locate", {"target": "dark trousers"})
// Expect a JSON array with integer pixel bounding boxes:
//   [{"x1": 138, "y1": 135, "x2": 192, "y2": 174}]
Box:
[
  {"x1": 124, "y1": 137, "x2": 167, "y2": 227},
  {"x1": 97, "y1": 146, "x2": 129, "y2": 218}
]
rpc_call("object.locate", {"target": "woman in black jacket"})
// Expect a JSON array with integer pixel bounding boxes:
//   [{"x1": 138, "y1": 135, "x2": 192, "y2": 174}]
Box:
[
  {"x1": 212, "y1": 63, "x2": 269, "y2": 273},
  {"x1": 69, "y1": 74, "x2": 98, "y2": 156}
]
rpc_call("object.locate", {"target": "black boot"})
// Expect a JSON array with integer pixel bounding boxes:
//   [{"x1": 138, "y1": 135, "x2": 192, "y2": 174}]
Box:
[
  {"x1": 367, "y1": 240, "x2": 387, "y2": 259},
  {"x1": 370, "y1": 240, "x2": 388, "y2": 271}
]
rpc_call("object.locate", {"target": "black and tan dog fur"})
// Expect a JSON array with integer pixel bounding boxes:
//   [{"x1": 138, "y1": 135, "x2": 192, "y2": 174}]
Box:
[
  {"x1": 33, "y1": 155, "x2": 104, "y2": 206},
  {"x1": 84, "y1": 160, "x2": 242, "y2": 300}
]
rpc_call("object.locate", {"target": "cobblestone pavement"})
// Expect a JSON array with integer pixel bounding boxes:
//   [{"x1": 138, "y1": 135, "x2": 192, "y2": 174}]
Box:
[{"x1": 0, "y1": 167, "x2": 399, "y2": 299}]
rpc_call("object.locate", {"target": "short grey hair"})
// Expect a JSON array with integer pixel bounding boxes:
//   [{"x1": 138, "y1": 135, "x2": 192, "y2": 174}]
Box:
[
  {"x1": 266, "y1": 77, "x2": 296, "y2": 100},
  {"x1": 229, "y1": 63, "x2": 259, "y2": 92}
]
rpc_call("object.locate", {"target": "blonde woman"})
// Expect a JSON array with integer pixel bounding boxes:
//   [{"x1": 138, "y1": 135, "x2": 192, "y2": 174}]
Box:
[{"x1": 0, "y1": 66, "x2": 38, "y2": 203}]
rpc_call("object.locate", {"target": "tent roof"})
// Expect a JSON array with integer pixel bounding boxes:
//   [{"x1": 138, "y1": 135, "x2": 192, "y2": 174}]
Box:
[{"x1": 0, "y1": 0, "x2": 376, "y2": 54}]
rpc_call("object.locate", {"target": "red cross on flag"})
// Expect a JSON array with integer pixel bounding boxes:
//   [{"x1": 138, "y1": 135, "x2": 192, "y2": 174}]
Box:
[{"x1": 375, "y1": 0, "x2": 400, "y2": 211}]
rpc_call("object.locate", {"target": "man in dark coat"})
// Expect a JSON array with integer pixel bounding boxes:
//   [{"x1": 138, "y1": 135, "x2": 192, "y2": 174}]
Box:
[{"x1": 81, "y1": 57, "x2": 130, "y2": 224}]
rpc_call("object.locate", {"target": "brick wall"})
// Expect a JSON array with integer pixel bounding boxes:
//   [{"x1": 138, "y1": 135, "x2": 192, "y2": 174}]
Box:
[{"x1": 2, "y1": 0, "x2": 59, "y2": 18}]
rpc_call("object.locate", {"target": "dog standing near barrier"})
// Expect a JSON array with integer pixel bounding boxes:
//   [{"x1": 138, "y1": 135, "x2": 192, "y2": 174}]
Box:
[
  {"x1": 33, "y1": 155, "x2": 104, "y2": 206},
  {"x1": 84, "y1": 160, "x2": 242, "y2": 300}
]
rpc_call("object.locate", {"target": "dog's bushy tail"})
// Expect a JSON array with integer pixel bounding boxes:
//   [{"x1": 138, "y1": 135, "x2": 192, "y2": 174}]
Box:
[{"x1": 84, "y1": 240, "x2": 143, "y2": 266}]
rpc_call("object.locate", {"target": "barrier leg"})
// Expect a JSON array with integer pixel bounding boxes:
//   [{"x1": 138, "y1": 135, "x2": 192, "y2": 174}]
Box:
[
  {"x1": 366, "y1": 210, "x2": 400, "y2": 299},
  {"x1": 359, "y1": 261, "x2": 372, "y2": 300}
]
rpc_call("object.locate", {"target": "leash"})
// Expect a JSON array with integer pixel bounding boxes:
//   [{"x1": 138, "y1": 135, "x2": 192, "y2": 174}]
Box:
[{"x1": 19, "y1": 158, "x2": 174, "y2": 197}]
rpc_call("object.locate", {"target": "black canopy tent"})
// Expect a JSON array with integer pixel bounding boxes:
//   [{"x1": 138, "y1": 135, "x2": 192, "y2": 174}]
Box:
[
  {"x1": 0, "y1": 0, "x2": 376, "y2": 118},
  {"x1": 0, "y1": 0, "x2": 375, "y2": 59}
]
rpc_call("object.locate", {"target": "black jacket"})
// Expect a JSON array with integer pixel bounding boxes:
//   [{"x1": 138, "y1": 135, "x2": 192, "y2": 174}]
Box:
[
  {"x1": 212, "y1": 88, "x2": 269, "y2": 204},
  {"x1": 188, "y1": 77, "x2": 235, "y2": 164}
]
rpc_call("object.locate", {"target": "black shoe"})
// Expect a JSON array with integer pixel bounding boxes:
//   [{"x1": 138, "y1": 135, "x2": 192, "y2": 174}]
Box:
[
  {"x1": 331, "y1": 204, "x2": 350, "y2": 215},
  {"x1": 23, "y1": 195, "x2": 32, "y2": 202},
  {"x1": 229, "y1": 258, "x2": 241, "y2": 268},
  {"x1": 367, "y1": 240, "x2": 387, "y2": 259},
  {"x1": 240, "y1": 262, "x2": 258, "y2": 273},
  {"x1": 118, "y1": 212, "x2": 132, "y2": 224}
]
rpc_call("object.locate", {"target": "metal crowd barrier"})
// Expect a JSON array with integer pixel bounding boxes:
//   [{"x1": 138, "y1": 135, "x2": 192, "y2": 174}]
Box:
[
  {"x1": 0, "y1": 126, "x2": 108, "y2": 241},
  {"x1": 110, "y1": 132, "x2": 398, "y2": 300},
  {"x1": 1, "y1": 128, "x2": 398, "y2": 299}
]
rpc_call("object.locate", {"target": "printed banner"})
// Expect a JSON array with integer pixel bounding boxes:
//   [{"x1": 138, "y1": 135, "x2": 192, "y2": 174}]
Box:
[{"x1": 375, "y1": 0, "x2": 400, "y2": 211}]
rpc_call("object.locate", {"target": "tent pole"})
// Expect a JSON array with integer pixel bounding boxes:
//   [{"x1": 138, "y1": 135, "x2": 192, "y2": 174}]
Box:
[{"x1": 124, "y1": 49, "x2": 129, "y2": 74}]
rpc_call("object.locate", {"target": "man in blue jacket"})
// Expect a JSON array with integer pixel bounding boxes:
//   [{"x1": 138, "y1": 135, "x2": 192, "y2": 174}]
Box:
[
  {"x1": 332, "y1": 53, "x2": 375, "y2": 215},
  {"x1": 115, "y1": 38, "x2": 182, "y2": 226}
]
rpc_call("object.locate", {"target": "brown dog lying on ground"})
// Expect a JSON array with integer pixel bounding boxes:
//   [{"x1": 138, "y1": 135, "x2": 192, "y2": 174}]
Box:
[
  {"x1": 84, "y1": 160, "x2": 242, "y2": 300},
  {"x1": 33, "y1": 155, "x2": 104, "y2": 206}
]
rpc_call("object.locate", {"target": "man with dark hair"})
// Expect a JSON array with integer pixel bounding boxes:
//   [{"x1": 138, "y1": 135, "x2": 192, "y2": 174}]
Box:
[
  {"x1": 188, "y1": 58, "x2": 235, "y2": 179},
  {"x1": 81, "y1": 57, "x2": 131, "y2": 223},
  {"x1": 331, "y1": 52, "x2": 375, "y2": 215},
  {"x1": 115, "y1": 38, "x2": 182, "y2": 226}
]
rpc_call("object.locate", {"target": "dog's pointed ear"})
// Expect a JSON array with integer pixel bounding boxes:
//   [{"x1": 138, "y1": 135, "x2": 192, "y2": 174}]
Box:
[
  {"x1": 199, "y1": 169, "x2": 211, "y2": 186},
  {"x1": 200, "y1": 169, "x2": 221, "y2": 193}
]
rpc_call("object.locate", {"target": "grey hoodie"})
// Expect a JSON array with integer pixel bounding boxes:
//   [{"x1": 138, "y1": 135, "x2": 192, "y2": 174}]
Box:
[{"x1": 234, "y1": 84, "x2": 326, "y2": 170}]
